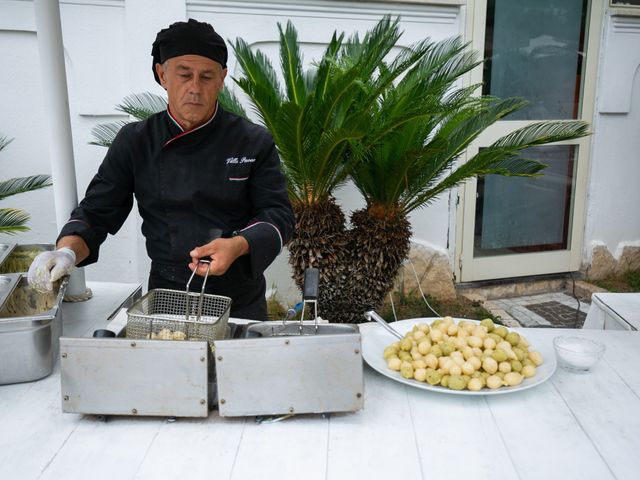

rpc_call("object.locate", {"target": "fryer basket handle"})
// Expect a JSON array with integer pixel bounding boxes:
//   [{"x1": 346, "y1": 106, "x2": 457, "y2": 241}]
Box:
[{"x1": 185, "y1": 259, "x2": 211, "y2": 321}]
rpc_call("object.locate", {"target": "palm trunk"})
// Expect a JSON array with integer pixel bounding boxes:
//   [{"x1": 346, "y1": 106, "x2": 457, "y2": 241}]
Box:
[
  {"x1": 336, "y1": 205, "x2": 412, "y2": 323},
  {"x1": 287, "y1": 197, "x2": 349, "y2": 320}
]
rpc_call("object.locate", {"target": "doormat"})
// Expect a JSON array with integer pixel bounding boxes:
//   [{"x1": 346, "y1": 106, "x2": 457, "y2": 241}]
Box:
[{"x1": 525, "y1": 301, "x2": 586, "y2": 328}]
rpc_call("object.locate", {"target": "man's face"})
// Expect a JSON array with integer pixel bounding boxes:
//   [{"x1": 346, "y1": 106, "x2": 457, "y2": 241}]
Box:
[{"x1": 155, "y1": 55, "x2": 227, "y2": 131}]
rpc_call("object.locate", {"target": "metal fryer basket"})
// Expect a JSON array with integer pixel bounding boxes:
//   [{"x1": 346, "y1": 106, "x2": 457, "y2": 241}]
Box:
[
  {"x1": 126, "y1": 289, "x2": 231, "y2": 349},
  {"x1": 126, "y1": 262, "x2": 231, "y2": 350}
]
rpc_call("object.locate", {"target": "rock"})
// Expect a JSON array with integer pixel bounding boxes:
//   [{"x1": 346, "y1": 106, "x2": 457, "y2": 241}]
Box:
[
  {"x1": 587, "y1": 244, "x2": 617, "y2": 280},
  {"x1": 396, "y1": 243, "x2": 456, "y2": 301},
  {"x1": 616, "y1": 245, "x2": 640, "y2": 275},
  {"x1": 585, "y1": 243, "x2": 640, "y2": 279}
]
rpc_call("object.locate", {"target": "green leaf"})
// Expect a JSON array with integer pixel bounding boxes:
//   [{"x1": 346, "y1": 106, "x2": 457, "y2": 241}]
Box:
[
  {"x1": 116, "y1": 92, "x2": 167, "y2": 120},
  {"x1": 232, "y1": 37, "x2": 283, "y2": 136},
  {"x1": 89, "y1": 121, "x2": 130, "y2": 147},
  {"x1": 0, "y1": 175, "x2": 52, "y2": 201},
  {"x1": 0, "y1": 135, "x2": 13, "y2": 153},
  {"x1": 218, "y1": 88, "x2": 247, "y2": 118},
  {"x1": 0, "y1": 208, "x2": 30, "y2": 234},
  {"x1": 279, "y1": 21, "x2": 307, "y2": 106},
  {"x1": 493, "y1": 120, "x2": 590, "y2": 149},
  {"x1": 89, "y1": 93, "x2": 167, "y2": 147}
]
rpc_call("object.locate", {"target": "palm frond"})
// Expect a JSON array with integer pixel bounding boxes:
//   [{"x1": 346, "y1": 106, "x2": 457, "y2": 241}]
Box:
[
  {"x1": 89, "y1": 93, "x2": 167, "y2": 147},
  {"x1": 0, "y1": 175, "x2": 52, "y2": 201},
  {"x1": 306, "y1": 127, "x2": 364, "y2": 199},
  {"x1": 279, "y1": 21, "x2": 307, "y2": 105},
  {"x1": 232, "y1": 38, "x2": 283, "y2": 135},
  {"x1": 401, "y1": 119, "x2": 587, "y2": 214},
  {"x1": 493, "y1": 120, "x2": 590, "y2": 149},
  {"x1": 218, "y1": 88, "x2": 247, "y2": 118},
  {"x1": 89, "y1": 120, "x2": 130, "y2": 147},
  {"x1": 116, "y1": 92, "x2": 167, "y2": 120},
  {"x1": 313, "y1": 31, "x2": 345, "y2": 100},
  {"x1": 0, "y1": 208, "x2": 30, "y2": 234},
  {"x1": 403, "y1": 152, "x2": 545, "y2": 213},
  {"x1": 0, "y1": 135, "x2": 13, "y2": 152}
]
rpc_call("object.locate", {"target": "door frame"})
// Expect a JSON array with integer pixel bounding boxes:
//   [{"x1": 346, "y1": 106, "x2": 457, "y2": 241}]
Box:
[{"x1": 454, "y1": 0, "x2": 605, "y2": 282}]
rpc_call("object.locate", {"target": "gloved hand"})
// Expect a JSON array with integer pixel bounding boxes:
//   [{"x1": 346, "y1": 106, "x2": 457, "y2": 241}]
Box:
[{"x1": 27, "y1": 247, "x2": 76, "y2": 292}]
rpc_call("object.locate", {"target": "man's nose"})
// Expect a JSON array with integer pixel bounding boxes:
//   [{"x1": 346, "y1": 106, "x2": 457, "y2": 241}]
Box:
[{"x1": 188, "y1": 76, "x2": 201, "y2": 93}]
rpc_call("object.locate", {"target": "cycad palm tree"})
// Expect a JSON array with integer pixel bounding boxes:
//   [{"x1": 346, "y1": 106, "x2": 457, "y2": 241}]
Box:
[
  {"x1": 232, "y1": 17, "x2": 589, "y2": 322},
  {"x1": 232, "y1": 17, "x2": 447, "y2": 315},
  {"x1": 0, "y1": 135, "x2": 52, "y2": 235}
]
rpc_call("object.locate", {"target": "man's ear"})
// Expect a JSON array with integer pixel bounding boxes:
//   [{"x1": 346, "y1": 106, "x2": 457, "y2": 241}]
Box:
[
  {"x1": 155, "y1": 63, "x2": 167, "y2": 89},
  {"x1": 219, "y1": 68, "x2": 228, "y2": 91}
]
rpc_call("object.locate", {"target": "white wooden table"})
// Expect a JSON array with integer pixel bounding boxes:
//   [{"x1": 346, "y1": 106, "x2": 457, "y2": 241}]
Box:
[
  {"x1": 583, "y1": 292, "x2": 640, "y2": 331},
  {"x1": 1, "y1": 284, "x2": 639, "y2": 480}
]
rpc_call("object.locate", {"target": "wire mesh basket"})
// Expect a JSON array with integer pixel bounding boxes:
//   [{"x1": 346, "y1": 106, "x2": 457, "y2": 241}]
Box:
[{"x1": 126, "y1": 261, "x2": 231, "y2": 351}]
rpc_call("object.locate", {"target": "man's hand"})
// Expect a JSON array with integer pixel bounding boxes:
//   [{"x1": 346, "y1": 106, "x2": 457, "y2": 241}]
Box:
[
  {"x1": 189, "y1": 236, "x2": 249, "y2": 276},
  {"x1": 27, "y1": 247, "x2": 76, "y2": 292}
]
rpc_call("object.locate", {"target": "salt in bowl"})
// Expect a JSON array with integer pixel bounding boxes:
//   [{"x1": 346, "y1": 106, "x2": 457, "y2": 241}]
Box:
[{"x1": 553, "y1": 336, "x2": 606, "y2": 373}]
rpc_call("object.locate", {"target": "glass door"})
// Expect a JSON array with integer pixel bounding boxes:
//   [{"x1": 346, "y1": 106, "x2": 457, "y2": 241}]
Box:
[{"x1": 457, "y1": 0, "x2": 603, "y2": 281}]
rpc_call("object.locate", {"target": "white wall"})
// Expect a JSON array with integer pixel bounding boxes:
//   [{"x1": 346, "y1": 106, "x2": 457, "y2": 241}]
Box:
[{"x1": 584, "y1": 10, "x2": 640, "y2": 263}]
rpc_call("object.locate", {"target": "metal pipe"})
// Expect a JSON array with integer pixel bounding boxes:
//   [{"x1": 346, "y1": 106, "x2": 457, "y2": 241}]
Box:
[
  {"x1": 364, "y1": 310, "x2": 403, "y2": 340},
  {"x1": 34, "y1": 0, "x2": 88, "y2": 298}
]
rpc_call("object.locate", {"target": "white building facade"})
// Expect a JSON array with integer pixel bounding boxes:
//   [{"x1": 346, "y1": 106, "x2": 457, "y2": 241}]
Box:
[{"x1": 1, "y1": 0, "x2": 638, "y2": 302}]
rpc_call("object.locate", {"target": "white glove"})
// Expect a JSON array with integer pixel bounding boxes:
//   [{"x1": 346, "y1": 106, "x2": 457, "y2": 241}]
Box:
[{"x1": 27, "y1": 247, "x2": 76, "y2": 292}]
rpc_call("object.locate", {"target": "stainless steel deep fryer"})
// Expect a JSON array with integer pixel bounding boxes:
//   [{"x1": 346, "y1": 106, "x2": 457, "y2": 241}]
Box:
[{"x1": 214, "y1": 268, "x2": 365, "y2": 417}]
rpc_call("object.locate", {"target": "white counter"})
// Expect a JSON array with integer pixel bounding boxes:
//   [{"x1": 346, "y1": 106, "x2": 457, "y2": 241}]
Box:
[{"x1": 1, "y1": 284, "x2": 639, "y2": 480}]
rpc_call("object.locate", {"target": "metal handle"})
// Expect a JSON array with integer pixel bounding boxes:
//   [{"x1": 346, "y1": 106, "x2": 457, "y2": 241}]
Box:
[
  {"x1": 300, "y1": 268, "x2": 319, "y2": 334},
  {"x1": 364, "y1": 310, "x2": 403, "y2": 340},
  {"x1": 303, "y1": 268, "x2": 319, "y2": 300},
  {"x1": 185, "y1": 259, "x2": 211, "y2": 321}
]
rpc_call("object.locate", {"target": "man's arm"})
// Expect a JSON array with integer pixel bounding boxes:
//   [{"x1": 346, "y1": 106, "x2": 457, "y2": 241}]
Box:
[
  {"x1": 57, "y1": 124, "x2": 136, "y2": 267},
  {"x1": 234, "y1": 133, "x2": 295, "y2": 278},
  {"x1": 56, "y1": 235, "x2": 90, "y2": 265},
  {"x1": 28, "y1": 125, "x2": 136, "y2": 291}
]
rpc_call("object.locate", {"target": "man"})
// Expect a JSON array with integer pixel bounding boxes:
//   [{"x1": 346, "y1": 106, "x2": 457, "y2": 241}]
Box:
[{"x1": 28, "y1": 19, "x2": 294, "y2": 320}]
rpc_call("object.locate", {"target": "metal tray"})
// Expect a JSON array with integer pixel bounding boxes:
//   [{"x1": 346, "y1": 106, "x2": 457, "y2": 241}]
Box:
[
  {"x1": 0, "y1": 273, "x2": 68, "y2": 384},
  {"x1": 0, "y1": 243, "x2": 53, "y2": 274},
  {"x1": 0, "y1": 242, "x2": 17, "y2": 267},
  {"x1": 0, "y1": 273, "x2": 20, "y2": 310}
]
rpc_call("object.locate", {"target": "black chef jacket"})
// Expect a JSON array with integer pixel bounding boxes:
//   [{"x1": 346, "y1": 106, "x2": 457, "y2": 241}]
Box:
[{"x1": 59, "y1": 105, "x2": 294, "y2": 320}]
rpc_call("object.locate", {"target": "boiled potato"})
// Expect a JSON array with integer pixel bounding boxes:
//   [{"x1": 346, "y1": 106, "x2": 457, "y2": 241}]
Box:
[{"x1": 382, "y1": 319, "x2": 544, "y2": 391}]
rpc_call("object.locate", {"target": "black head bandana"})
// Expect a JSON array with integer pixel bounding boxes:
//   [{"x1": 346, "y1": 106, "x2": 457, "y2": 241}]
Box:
[{"x1": 151, "y1": 18, "x2": 228, "y2": 84}]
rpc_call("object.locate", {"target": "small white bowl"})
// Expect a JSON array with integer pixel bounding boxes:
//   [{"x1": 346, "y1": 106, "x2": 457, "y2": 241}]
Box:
[{"x1": 553, "y1": 336, "x2": 606, "y2": 373}]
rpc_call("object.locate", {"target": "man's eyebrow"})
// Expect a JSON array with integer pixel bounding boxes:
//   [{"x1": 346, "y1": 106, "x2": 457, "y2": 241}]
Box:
[{"x1": 175, "y1": 64, "x2": 215, "y2": 74}]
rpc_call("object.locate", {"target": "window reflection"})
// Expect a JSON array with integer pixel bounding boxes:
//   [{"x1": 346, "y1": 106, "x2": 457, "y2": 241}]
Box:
[
  {"x1": 474, "y1": 146, "x2": 577, "y2": 257},
  {"x1": 483, "y1": 0, "x2": 588, "y2": 120}
]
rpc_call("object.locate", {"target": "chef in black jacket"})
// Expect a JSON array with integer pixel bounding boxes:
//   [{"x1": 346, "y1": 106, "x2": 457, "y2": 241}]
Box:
[{"x1": 28, "y1": 19, "x2": 295, "y2": 320}]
